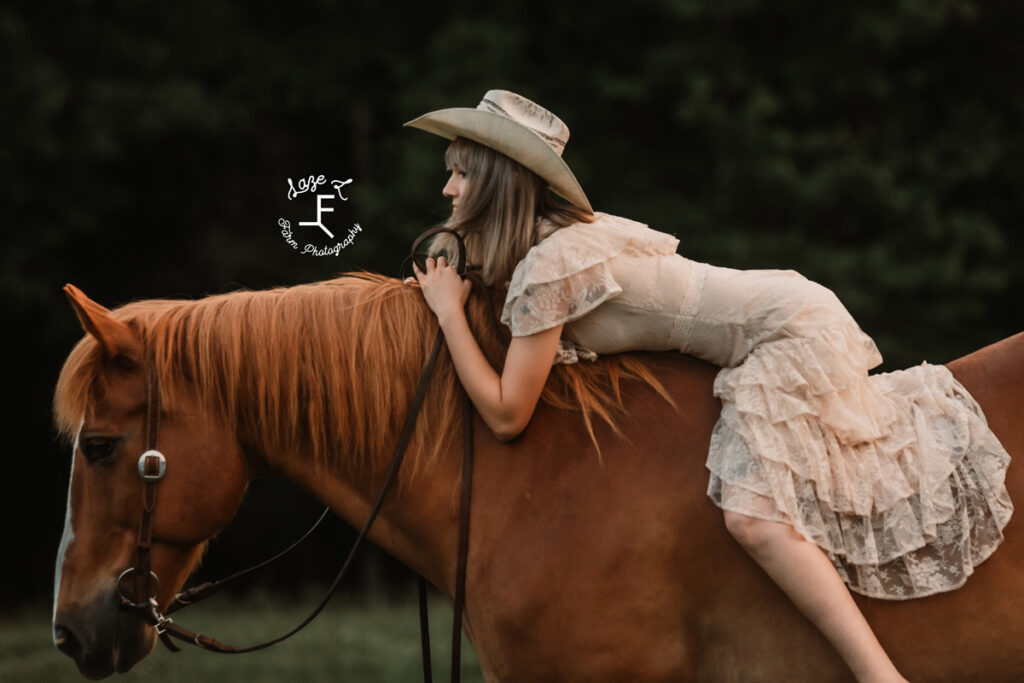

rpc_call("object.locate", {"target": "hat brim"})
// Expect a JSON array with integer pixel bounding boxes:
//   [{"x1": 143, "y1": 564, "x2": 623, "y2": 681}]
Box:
[{"x1": 404, "y1": 107, "x2": 593, "y2": 213}]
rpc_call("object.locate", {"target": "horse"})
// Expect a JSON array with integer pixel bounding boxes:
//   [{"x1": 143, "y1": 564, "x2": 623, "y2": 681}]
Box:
[{"x1": 51, "y1": 274, "x2": 1024, "y2": 681}]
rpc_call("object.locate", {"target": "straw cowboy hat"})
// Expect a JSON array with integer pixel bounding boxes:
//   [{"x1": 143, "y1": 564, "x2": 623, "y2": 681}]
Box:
[{"x1": 404, "y1": 89, "x2": 593, "y2": 213}]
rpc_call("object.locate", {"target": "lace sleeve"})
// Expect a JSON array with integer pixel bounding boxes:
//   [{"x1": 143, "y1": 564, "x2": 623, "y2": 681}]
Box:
[
  {"x1": 499, "y1": 213, "x2": 674, "y2": 357},
  {"x1": 500, "y1": 259, "x2": 623, "y2": 336}
]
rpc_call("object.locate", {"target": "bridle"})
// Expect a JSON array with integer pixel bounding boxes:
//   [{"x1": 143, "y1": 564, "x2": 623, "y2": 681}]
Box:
[
  {"x1": 115, "y1": 362, "x2": 169, "y2": 638},
  {"x1": 115, "y1": 227, "x2": 508, "y2": 681}
]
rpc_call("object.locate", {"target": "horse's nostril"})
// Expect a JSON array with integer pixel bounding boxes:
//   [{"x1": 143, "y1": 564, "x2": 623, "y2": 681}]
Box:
[{"x1": 54, "y1": 623, "x2": 82, "y2": 660}]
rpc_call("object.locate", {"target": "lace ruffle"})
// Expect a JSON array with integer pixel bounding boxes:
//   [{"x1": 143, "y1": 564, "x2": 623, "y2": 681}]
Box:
[
  {"x1": 501, "y1": 213, "x2": 679, "y2": 338},
  {"x1": 707, "y1": 326, "x2": 1013, "y2": 599},
  {"x1": 502, "y1": 259, "x2": 623, "y2": 337}
]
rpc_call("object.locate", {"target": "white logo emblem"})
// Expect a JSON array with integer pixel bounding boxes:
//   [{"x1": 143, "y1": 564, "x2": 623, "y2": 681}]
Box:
[{"x1": 278, "y1": 174, "x2": 363, "y2": 256}]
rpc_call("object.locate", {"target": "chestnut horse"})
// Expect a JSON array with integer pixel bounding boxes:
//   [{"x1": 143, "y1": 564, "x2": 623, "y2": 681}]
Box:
[{"x1": 52, "y1": 275, "x2": 1023, "y2": 681}]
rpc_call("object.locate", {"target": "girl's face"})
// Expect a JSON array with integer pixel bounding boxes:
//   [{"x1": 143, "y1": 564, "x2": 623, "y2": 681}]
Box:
[{"x1": 443, "y1": 163, "x2": 469, "y2": 214}]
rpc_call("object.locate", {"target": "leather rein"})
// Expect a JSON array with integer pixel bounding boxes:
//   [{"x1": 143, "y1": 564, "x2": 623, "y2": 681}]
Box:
[{"x1": 115, "y1": 227, "x2": 507, "y2": 681}]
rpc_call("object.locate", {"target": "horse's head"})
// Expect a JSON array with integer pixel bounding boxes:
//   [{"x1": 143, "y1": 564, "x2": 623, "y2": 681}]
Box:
[{"x1": 52, "y1": 285, "x2": 250, "y2": 679}]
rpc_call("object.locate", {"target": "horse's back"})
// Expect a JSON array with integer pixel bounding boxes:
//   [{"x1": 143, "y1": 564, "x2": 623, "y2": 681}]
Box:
[
  {"x1": 468, "y1": 344, "x2": 1024, "y2": 681},
  {"x1": 468, "y1": 352, "x2": 848, "y2": 680},
  {"x1": 947, "y1": 331, "x2": 1024, "y2": 460}
]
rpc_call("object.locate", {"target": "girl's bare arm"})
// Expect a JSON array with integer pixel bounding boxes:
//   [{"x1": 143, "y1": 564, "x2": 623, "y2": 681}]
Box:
[{"x1": 413, "y1": 256, "x2": 562, "y2": 440}]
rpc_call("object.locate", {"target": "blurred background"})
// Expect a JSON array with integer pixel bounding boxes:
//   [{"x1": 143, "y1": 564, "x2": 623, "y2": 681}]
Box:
[{"x1": 2, "y1": 0, "x2": 1022, "y2": 678}]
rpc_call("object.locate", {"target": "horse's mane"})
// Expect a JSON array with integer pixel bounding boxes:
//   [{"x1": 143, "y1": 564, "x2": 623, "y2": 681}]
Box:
[{"x1": 54, "y1": 273, "x2": 676, "y2": 479}]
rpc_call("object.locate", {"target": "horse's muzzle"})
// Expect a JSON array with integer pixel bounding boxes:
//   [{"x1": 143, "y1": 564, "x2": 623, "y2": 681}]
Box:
[{"x1": 53, "y1": 589, "x2": 155, "y2": 679}]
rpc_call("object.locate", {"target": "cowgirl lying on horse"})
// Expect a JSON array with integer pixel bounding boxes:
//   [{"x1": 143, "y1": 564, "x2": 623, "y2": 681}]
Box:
[{"x1": 52, "y1": 90, "x2": 1017, "y2": 681}]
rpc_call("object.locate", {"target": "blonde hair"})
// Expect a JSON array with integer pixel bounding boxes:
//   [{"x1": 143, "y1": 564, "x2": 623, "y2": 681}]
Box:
[{"x1": 433, "y1": 137, "x2": 595, "y2": 286}]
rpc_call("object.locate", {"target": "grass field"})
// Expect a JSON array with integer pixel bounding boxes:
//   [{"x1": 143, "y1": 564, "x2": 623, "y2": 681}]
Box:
[{"x1": 1, "y1": 592, "x2": 484, "y2": 682}]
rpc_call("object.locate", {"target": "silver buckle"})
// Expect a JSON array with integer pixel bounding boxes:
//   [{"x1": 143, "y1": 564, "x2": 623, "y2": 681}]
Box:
[
  {"x1": 138, "y1": 450, "x2": 167, "y2": 482},
  {"x1": 153, "y1": 612, "x2": 174, "y2": 635}
]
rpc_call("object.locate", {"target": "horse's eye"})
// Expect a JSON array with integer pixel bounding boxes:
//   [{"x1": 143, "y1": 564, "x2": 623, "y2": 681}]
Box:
[{"x1": 81, "y1": 438, "x2": 119, "y2": 463}]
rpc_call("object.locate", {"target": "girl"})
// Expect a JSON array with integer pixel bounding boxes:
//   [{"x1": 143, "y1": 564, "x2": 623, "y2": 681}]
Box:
[{"x1": 405, "y1": 90, "x2": 1012, "y2": 682}]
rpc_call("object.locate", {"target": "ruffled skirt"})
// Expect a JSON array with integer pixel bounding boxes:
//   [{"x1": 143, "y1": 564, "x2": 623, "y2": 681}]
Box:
[{"x1": 706, "y1": 324, "x2": 1014, "y2": 600}]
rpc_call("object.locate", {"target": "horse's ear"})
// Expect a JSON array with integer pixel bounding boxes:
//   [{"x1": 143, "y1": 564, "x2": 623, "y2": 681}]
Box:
[{"x1": 63, "y1": 284, "x2": 139, "y2": 362}]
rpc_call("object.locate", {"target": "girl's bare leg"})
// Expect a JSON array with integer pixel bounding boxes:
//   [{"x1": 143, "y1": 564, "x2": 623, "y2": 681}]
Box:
[{"x1": 723, "y1": 511, "x2": 908, "y2": 683}]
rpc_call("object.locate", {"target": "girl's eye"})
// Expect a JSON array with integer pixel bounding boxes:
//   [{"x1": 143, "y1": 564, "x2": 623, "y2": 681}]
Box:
[{"x1": 81, "y1": 438, "x2": 119, "y2": 463}]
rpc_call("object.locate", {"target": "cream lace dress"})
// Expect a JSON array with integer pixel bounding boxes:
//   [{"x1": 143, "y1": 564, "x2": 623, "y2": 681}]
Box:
[{"x1": 500, "y1": 212, "x2": 1013, "y2": 600}]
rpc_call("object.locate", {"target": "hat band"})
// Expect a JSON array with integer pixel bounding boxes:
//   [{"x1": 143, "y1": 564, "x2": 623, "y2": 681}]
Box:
[{"x1": 478, "y1": 96, "x2": 567, "y2": 155}]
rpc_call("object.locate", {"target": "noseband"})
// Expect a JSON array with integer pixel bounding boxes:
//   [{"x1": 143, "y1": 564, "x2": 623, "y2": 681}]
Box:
[{"x1": 116, "y1": 227, "x2": 504, "y2": 680}]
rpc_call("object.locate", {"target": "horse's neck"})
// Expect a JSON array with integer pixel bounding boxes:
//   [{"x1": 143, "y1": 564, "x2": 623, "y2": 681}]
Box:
[
  {"x1": 947, "y1": 330, "x2": 1024, "y2": 453},
  {"x1": 269, "y1": 449, "x2": 462, "y2": 595}
]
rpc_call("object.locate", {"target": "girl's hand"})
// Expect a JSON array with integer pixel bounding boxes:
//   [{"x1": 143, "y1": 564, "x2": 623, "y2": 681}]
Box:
[{"x1": 412, "y1": 255, "x2": 473, "y2": 324}]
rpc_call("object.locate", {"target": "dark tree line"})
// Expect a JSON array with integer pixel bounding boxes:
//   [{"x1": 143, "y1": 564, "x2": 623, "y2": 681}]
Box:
[{"x1": 3, "y1": 0, "x2": 1022, "y2": 606}]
